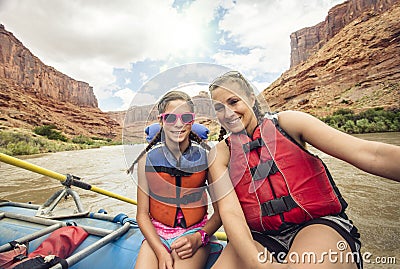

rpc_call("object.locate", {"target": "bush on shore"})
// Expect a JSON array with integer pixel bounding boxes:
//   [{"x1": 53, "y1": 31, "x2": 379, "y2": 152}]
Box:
[
  {"x1": 33, "y1": 125, "x2": 67, "y2": 142},
  {"x1": 1, "y1": 108, "x2": 398, "y2": 155},
  {"x1": 320, "y1": 108, "x2": 400, "y2": 134},
  {"x1": 0, "y1": 127, "x2": 120, "y2": 156}
]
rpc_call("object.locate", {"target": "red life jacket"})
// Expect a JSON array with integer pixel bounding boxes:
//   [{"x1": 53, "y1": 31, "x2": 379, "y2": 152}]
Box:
[
  {"x1": 145, "y1": 142, "x2": 208, "y2": 228},
  {"x1": 2, "y1": 226, "x2": 88, "y2": 269},
  {"x1": 227, "y1": 115, "x2": 347, "y2": 233},
  {"x1": 0, "y1": 244, "x2": 26, "y2": 269},
  {"x1": 28, "y1": 226, "x2": 88, "y2": 259}
]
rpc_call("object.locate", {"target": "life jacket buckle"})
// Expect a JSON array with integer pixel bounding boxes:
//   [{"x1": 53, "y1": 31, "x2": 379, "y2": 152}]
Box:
[
  {"x1": 250, "y1": 160, "x2": 279, "y2": 181},
  {"x1": 243, "y1": 138, "x2": 265, "y2": 153},
  {"x1": 261, "y1": 196, "x2": 298, "y2": 217},
  {"x1": 180, "y1": 191, "x2": 203, "y2": 205}
]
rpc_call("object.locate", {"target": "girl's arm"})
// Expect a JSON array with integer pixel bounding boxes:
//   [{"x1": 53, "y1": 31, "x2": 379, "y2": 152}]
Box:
[
  {"x1": 278, "y1": 110, "x2": 400, "y2": 182},
  {"x1": 170, "y1": 174, "x2": 223, "y2": 259},
  {"x1": 136, "y1": 155, "x2": 173, "y2": 269}
]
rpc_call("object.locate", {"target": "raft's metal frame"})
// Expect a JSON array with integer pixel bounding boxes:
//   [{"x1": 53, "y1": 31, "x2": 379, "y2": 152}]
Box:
[
  {"x1": 0, "y1": 201, "x2": 136, "y2": 268},
  {"x1": 0, "y1": 222, "x2": 62, "y2": 252},
  {"x1": 36, "y1": 186, "x2": 88, "y2": 218},
  {"x1": 0, "y1": 201, "x2": 40, "y2": 210},
  {"x1": 50, "y1": 222, "x2": 131, "y2": 269},
  {"x1": 0, "y1": 211, "x2": 112, "y2": 237}
]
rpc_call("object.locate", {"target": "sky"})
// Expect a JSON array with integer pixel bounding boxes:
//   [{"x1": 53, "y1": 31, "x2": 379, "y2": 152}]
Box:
[{"x1": 0, "y1": 0, "x2": 344, "y2": 112}]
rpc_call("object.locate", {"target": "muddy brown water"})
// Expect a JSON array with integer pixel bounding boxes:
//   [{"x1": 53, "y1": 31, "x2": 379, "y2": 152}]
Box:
[{"x1": 1, "y1": 132, "x2": 399, "y2": 268}]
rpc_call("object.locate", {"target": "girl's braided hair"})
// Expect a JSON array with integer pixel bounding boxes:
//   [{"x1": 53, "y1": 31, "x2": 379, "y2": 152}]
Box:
[
  {"x1": 127, "y1": 91, "x2": 210, "y2": 174},
  {"x1": 209, "y1": 71, "x2": 264, "y2": 141}
]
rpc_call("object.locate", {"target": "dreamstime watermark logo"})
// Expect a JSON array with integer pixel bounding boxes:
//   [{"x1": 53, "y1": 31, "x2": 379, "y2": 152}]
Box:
[{"x1": 257, "y1": 241, "x2": 397, "y2": 265}]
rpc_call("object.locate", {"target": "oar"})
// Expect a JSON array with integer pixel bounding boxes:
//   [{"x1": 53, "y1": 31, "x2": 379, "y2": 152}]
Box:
[
  {"x1": 0, "y1": 152, "x2": 137, "y2": 205},
  {"x1": 0, "y1": 153, "x2": 228, "y2": 241}
]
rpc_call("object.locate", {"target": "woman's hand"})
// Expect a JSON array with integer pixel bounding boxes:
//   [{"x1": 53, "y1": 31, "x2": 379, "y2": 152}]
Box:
[
  {"x1": 170, "y1": 232, "x2": 202, "y2": 259},
  {"x1": 156, "y1": 248, "x2": 174, "y2": 269}
]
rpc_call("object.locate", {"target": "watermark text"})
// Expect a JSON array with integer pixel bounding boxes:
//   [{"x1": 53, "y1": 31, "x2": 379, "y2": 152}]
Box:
[{"x1": 257, "y1": 241, "x2": 397, "y2": 265}]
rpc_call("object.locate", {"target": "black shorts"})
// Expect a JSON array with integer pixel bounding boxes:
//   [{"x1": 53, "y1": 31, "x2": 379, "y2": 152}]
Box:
[{"x1": 251, "y1": 216, "x2": 363, "y2": 269}]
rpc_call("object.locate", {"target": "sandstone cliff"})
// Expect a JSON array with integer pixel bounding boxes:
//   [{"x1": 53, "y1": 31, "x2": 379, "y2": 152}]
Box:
[
  {"x1": 290, "y1": 0, "x2": 400, "y2": 67},
  {"x1": 0, "y1": 25, "x2": 97, "y2": 107},
  {"x1": 263, "y1": 0, "x2": 400, "y2": 116},
  {"x1": 0, "y1": 24, "x2": 120, "y2": 139}
]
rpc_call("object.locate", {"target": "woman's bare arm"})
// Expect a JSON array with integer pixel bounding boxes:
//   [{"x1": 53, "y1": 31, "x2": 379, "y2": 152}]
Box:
[
  {"x1": 208, "y1": 142, "x2": 263, "y2": 267},
  {"x1": 278, "y1": 110, "x2": 400, "y2": 182}
]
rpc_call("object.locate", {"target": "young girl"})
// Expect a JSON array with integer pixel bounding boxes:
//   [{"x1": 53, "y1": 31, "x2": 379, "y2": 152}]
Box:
[
  {"x1": 128, "y1": 91, "x2": 222, "y2": 269},
  {"x1": 207, "y1": 71, "x2": 400, "y2": 269}
]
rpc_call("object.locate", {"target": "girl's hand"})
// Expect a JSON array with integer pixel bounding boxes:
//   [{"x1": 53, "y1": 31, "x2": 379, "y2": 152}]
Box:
[{"x1": 170, "y1": 233, "x2": 202, "y2": 259}]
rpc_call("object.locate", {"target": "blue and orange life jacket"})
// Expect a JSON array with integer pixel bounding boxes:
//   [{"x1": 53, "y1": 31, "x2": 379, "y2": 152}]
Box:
[
  {"x1": 145, "y1": 141, "x2": 208, "y2": 228},
  {"x1": 227, "y1": 114, "x2": 347, "y2": 233}
]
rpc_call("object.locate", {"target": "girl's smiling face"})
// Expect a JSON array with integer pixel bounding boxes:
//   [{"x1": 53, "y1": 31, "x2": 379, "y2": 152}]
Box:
[{"x1": 160, "y1": 99, "x2": 193, "y2": 146}]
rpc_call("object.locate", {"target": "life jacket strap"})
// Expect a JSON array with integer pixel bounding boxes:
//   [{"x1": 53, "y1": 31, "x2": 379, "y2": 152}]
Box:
[
  {"x1": 149, "y1": 189, "x2": 204, "y2": 205},
  {"x1": 243, "y1": 138, "x2": 265, "y2": 153},
  {"x1": 146, "y1": 165, "x2": 208, "y2": 176},
  {"x1": 250, "y1": 160, "x2": 279, "y2": 180},
  {"x1": 261, "y1": 195, "x2": 299, "y2": 217}
]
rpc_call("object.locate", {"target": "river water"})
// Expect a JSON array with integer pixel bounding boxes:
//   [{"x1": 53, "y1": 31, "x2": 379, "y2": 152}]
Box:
[{"x1": 1, "y1": 132, "x2": 399, "y2": 268}]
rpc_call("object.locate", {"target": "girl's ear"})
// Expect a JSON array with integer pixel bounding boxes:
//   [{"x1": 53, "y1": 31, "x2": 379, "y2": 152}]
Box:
[{"x1": 158, "y1": 115, "x2": 163, "y2": 126}]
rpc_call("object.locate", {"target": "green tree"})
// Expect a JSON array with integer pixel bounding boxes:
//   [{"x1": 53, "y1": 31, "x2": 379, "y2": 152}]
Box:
[{"x1": 33, "y1": 125, "x2": 67, "y2": 141}]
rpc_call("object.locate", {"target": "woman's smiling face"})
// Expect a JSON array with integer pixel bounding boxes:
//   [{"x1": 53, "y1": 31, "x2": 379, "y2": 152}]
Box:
[{"x1": 211, "y1": 82, "x2": 258, "y2": 135}]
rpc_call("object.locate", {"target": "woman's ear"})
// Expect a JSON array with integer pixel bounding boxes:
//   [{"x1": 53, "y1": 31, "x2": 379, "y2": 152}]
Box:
[{"x1": 248, "y1": 93, "x2": 256, "y2": 107}]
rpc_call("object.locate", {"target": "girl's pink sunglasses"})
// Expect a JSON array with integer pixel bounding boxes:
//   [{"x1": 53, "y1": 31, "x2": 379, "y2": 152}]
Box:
[{"x1": 159, "y1": 113, "x2": 195, "y2": 125}]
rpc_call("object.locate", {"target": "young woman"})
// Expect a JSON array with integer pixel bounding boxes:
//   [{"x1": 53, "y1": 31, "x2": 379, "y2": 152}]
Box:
[
  {"x1": 128, "y1": 91, "x2": 222, "y2": 269},
  {"x1": 207, "y1": 71, "x2": 400, "y2": 269}
]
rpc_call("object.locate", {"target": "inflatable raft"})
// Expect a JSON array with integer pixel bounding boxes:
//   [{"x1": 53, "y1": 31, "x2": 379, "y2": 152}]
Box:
[
  {"x1": 0, "y1": 196, "x2": 222, "y2": 268},
  {"x1": 0, "y1": 153, "x2": 225, "y2": 269}
]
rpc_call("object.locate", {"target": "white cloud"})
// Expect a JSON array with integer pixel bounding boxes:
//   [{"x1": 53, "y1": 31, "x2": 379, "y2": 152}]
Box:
[
  {"x1": 173, "y1": 84, "x2": 209, "y2": 97},
  {"x1": 215, "y1": 0, "x2": 345, "y2": 73},
  {"x1": 0, "y1": 0, "x2": 345, "y2": 111},
  {"x1": 0, "y1": 0, "x2": 218, "y2": 88},
  {"x1": 129, "y1": 92, "x2": 158, "y2": 107},
  {"x1": 139, "y1": 72, "x2": 149, "y2": 83},
  {"x1": 252, "y1": 81, "x2": 271, "y2": 95},
  {"x1": 114, "y1": 88, "x2": 136, "y2": 110}
]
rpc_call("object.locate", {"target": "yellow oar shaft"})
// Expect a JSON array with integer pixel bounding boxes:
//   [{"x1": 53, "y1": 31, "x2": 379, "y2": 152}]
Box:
[
  {"x1": 0, "y1": 153, "x2": 137, "y2": 205},
  {"x1": 0, "y1": 153, "x2": 228, "y2": 240},
  {"x1": 90, "y1": 186, "x2": 137, "y2": 205},
  {"x1": 0, "y1": 152, "x2": 66, "y2": 181},
  {"x1": 214, "y1": 231, "x2": 227, "y2": 241}
]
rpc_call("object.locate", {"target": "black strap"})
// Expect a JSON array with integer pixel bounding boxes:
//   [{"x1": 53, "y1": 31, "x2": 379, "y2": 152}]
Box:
[
  {"x1": 13, "y1": 254, "x2": 28, "y2": 262},
  {"x1": 145, "y1": 165, "x2": 208, "y2": 176},
  {"x1": 250, "y1": 160, "x2": 279, "y2": 181},
  {"x1": 261, "y1": 195, "x2": 299, "y2": 217},
  {"x1": 243, "y1": 138, "x2": 265, "y2": 153},
  {"x1": 145, "y1": 166, "x2": 192, "y2": 176},
  {"x1": 13, "y1": 256, "x2": 67, "y2": 269},
  {"x1": 9, "y1": 240, "x2": 20, "y2": 248},
  {"x1": 149, "y1": 189, "x2": 204, "y2": 205},
  {"x1": 59, "y1": 258, "x2": 69, "y2": 269}
]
